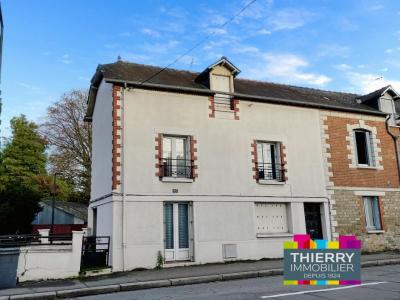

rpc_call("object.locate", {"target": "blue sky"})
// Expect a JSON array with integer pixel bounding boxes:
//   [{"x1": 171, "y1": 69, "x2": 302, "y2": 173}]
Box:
[{"x1": 1, "y1": 0, "x2": 400, "y2": 136}]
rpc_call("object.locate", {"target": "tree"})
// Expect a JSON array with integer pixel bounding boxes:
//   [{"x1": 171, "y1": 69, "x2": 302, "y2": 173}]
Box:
[
  {"x1": 0, "y1": 115, "x2": 47, "y2": 234},
  {"x1": 41, "y1": 90, "x2": 91, "y2": 203}
]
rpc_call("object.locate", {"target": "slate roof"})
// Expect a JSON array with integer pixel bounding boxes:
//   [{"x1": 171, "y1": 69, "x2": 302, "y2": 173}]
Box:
[
  {"x1": 86, "y1": 60, "x2": 389, "y2": 119},
  {"x1": 41, "y1": 200, "x2": 88, "y2": 221}
]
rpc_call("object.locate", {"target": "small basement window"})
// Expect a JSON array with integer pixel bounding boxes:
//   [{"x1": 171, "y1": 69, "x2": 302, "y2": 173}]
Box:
[
  {"x1": 354, "y1": 130, "x2": 374, "y2": 166},
  {"x1": 363, "y1": 196, "x2": 382, "y2": 231},
  {"x1": 255, "y1": 203, "x2": 289, "y2": 235}
]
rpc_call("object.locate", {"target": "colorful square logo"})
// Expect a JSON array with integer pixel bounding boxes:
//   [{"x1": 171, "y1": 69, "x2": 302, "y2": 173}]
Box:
[{"x1": 283, "y1": 234, "x2": 361, "y2": 285}]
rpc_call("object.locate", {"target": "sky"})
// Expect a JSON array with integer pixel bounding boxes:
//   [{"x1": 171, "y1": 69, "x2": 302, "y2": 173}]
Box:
[{"x1": 1, "y1": 0, "x2": 400, "y2": 137}]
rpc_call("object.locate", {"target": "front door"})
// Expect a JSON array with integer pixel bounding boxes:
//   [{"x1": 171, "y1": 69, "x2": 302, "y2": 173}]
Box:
[
  {"x1": 304, "y1": 203, "x2": 323, "y2": 240},
  {"x1": 164, "y1": 202, "x2": 190, "y2": 262}
]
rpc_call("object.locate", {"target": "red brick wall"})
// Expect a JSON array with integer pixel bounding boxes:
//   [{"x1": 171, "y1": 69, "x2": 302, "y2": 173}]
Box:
[{"x1": 325, "y1": 116, "x2": 399, "y2": 187}]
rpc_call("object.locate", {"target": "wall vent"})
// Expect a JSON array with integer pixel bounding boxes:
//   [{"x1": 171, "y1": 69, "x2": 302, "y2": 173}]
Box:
[{"x1": 222, "y1": 244, "x2": 237, "y2": 259}]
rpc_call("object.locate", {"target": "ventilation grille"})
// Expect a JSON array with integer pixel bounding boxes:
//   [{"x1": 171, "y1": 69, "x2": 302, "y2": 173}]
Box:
[{"x1": 222, "y1": 244, "x2": 237, "y2": 259}]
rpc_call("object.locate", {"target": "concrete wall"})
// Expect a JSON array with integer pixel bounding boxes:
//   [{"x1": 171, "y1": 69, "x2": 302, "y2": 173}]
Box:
[
  {"x1": 91, "y1": 80, "x2": 113, "y2": 200},
  {"x1": 0, "y1": 231, "x2": 83, "y2": 283},
  {"x1": 122, "y1": 88, "x2": 326, "y2": 197}
]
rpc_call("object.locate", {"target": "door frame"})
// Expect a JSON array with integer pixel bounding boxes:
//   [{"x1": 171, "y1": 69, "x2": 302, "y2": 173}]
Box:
[{"x1": 163, "y1": 202, "x2": 193, "y2": 262}]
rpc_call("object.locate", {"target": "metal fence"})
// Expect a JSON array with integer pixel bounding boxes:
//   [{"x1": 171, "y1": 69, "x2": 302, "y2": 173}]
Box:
[{"x1": 0, "y1": 234, "x2": 72, "y2": 248}]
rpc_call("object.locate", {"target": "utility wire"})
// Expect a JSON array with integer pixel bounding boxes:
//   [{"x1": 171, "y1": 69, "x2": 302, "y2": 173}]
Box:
[{"x1": 137, "y1": 0, "x2": 258, "y2": 86}]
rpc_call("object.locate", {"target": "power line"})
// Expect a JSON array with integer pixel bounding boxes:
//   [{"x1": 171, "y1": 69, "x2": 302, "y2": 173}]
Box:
[{"x1": 138, "y1": 0, "x2": 258, "y2": 86}]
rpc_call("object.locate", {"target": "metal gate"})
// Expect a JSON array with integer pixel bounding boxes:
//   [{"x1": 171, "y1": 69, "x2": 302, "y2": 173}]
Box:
[{"x1": 81, "y1": 236, "x2": 110, "y2": 270}]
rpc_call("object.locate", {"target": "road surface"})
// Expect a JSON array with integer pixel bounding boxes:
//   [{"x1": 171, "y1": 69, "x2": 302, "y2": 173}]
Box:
[{"x1": 71, "y1": 264, "x2": 400, "y2": 299}]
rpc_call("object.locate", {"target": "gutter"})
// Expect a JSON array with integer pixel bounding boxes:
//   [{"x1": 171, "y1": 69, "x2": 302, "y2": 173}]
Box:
[{"x1": 121, "y1": 82, "x2": 127, "y2": 271}]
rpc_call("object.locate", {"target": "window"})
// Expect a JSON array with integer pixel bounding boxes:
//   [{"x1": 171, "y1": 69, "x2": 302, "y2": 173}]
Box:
[
  {"x1": 363, "y1": 196, "x2": 382, "y2": 231},
  {"x1": 255, "y1": 203, "x2": 289, "y2": 235},
  {"x1": 212, "y1": 75, "x2": 231, "y2": 93},
  {"x1": 256, "y1": 141, "x2": 284, "y2": 181},
  {"x1": 354, "y1": 130, "x2": 374, "y2": 166},
  {"x1": 162, "y1": 136, "x2": 192, "y2": 178}
]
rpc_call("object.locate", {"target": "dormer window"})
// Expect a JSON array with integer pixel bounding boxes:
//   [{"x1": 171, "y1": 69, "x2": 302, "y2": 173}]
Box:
[{"x1": 212, "y1": 74, "x2": 231, "y2": 93}]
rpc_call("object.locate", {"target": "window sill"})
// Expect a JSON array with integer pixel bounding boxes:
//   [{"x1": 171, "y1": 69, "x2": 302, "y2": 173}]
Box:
[
  {"x1": 366, "y1": 230, "x2": 385, "y2": 234},
  {"x1": 258, "y1": 180, "x2": 285, "y2": 185},
  {"x1": 256, "y1": 233, "x2": 293, "y2": 238},
  {"x1": 356, "y1": 165, "x2": 377, "y2": 170},
  {"x1": 161, "y1": 177, "x2": 194, "y2": 183}
]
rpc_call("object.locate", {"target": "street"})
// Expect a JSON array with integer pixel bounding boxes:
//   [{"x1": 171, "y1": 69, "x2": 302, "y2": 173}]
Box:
[{"x1": 70, "y1": 264, "x2": 400, "y2": 300}]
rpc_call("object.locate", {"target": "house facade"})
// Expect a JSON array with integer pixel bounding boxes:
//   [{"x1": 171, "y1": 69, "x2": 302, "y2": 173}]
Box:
[{"x1": 86, "y1": 57, "x2": 400, "y2": 271}]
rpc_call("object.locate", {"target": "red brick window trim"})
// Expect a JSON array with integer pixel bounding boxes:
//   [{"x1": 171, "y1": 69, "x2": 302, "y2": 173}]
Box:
[
  {"x1": 208, "y1": 96, "x2": 215, "y2": 118},
  {"x1": 251, "y1": 140, "x2": 288, "y2": 183},
  {"x1": 155, "y1": 134, "x2": 198, "y2": 181}
]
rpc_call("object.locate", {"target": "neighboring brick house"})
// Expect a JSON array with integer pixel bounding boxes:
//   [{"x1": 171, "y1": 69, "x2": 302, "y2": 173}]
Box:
[
  {"x1": 320, "y1": 86, "x2": 400, "y2": 252},
  {"x1": 85, "y1": 57, "x2": 400, "y2": 271}
]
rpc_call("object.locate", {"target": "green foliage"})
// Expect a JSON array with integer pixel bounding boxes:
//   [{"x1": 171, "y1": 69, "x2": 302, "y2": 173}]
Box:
[
  {"x1": 155, "y1": 250, "x2": 164, "y2": 269},
  {"x1": 0, "y1": 115, "x2": 47, "y2": 234}
]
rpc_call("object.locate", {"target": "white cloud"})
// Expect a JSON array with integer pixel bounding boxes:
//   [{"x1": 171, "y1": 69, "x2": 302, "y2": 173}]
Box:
[
  {"x1": 385, "y1": 48, "x2": 393, "y2": 54},
  {"x1": 141, "y1": 28, "x2": 161, "y2": 37},
  {"x1": 346, "y1": 71, "x2": 400, "y2": 93},
  {"x1": 381, "y1": 67, "x2": 389, "y2": 72},
  {"x1": 267, "y1": 8, "x2": 314, "y2": 31},
  {"x1": 334, "y1": 64, "x2": 353, "y2": 71},
  {"x1": 233, "y1": 45, "x2": 260, "y2": 54},
  {"x1": 246, "y1": 53, "x2": 331, "y2": 86},
  {"x1": 317, "y1": 44, "x2": 351, "y2": 58},
  {"x1": 60, "y1": 54, "x2": 71, "y2": 64},
  {"x1": 257, "y1": 29, "x2": 272, "y2": 35},
  {"x1": 17, "y1": 82, "x2": 41, "y2": 92}
]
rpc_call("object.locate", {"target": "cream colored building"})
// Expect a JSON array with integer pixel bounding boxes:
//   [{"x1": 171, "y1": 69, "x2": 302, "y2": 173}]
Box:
[{"x1": 85, "y1": 57, "x2": 389, "y2": 271}]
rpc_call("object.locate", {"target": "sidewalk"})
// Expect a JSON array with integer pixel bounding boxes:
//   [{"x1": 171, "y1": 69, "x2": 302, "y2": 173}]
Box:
[{"x1": 1, "y1": 251, "x2": 399, "y2": 299}]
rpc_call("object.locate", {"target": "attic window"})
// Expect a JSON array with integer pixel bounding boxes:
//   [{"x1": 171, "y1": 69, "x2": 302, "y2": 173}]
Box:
[{"x1": 213, "y1": 74, "x2": 231, "y2": 93}]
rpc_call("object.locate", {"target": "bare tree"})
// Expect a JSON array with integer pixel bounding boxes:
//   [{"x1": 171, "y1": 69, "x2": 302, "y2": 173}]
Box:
[{"x1": 41, "y1": 90, "x2": 91, "y2": 203}]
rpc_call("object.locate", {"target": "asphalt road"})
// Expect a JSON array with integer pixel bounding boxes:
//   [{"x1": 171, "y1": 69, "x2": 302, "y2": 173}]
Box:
[{"x1": 70, "y1": 264, "x2": 400, "y2": 300}]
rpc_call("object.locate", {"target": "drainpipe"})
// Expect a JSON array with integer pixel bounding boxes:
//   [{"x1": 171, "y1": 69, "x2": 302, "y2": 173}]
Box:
[
  {"x1": 385, "y1": 115, "x2": 400, "y2": 183},
  {"x1": 121, "y1": 82, "x2": 127, "y2": 271}
]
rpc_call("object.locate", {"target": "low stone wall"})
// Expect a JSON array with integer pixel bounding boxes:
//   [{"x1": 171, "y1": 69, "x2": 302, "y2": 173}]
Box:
[
  {"x1": 0, "y1": 231, "x2": 83, "y2": 285},
  {"x1": 331, "y1": 189, "x2": 400, "y2": 252}
]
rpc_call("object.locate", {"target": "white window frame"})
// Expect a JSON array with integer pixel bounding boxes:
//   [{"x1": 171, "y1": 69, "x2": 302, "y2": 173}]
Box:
[
  {"x1": 256, "y1": 141, "x2": 283, "y2": 182},
  {"x1": 353, "y1": 129, "x2": 374, "y2": 167},
  {"x1": 363, "y1": 196, "x2": 382, "y2": 231},
  {"x1": 162, "y1": 135, "x2": 191, "y2": 179}
]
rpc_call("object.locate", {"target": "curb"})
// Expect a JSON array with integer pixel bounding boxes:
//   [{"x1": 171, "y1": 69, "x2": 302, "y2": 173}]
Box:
[{"x1": 4, "y1": 258, "x2": 400, "y2": 300}]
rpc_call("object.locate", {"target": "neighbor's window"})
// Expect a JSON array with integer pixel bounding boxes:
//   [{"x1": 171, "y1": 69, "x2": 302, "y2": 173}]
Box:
[
  {"x1": 256, "y1": 141, "x2": 284, "y2": 181},
  {"x1": 363, "y1": 196, "x2": 382, "y2": 231},
  {"x1": 162, "y1": 136, "x2": 192, "y2": 178},
  {"x1": 255, "y1": 203, "x2": 289, "y2": 235},
  {"x1": 354, "y1": 130, "x2": 374, "y2": 166}
]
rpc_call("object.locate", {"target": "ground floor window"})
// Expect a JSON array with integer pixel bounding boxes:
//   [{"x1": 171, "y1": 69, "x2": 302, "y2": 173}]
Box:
[
  {"x1": 363, "y1": 196, "x2": 382, "y2": 231},
  {"x1": 164, "y1": 202, "x2": 192, "y2": 261},
  {"x1": 255, "y1": 203, "x2": 289, "y2": 235}
]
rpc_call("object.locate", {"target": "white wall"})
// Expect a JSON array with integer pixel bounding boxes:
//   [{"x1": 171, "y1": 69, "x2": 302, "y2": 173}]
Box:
[
  {"x1": 91, "y1": 80, "x2": 113, "y2": 200},
  {"x1": 0, "y1": 231, "x2": 84, "y2": 282},
  {"x1": 122, "y1": 88, "x2": 326, "y2": 197},
  {"x1": 90, "y1": 85, "x2": 330, "y2": 271}
]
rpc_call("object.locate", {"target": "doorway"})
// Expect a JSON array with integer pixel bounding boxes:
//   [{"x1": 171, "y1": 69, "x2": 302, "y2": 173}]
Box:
[
  {"x1": 304, "y1": 203, "x2": 323, "y2": 240},
  {"x1": 164, "y1": 202, "x2": 191, "y2": 262}
]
